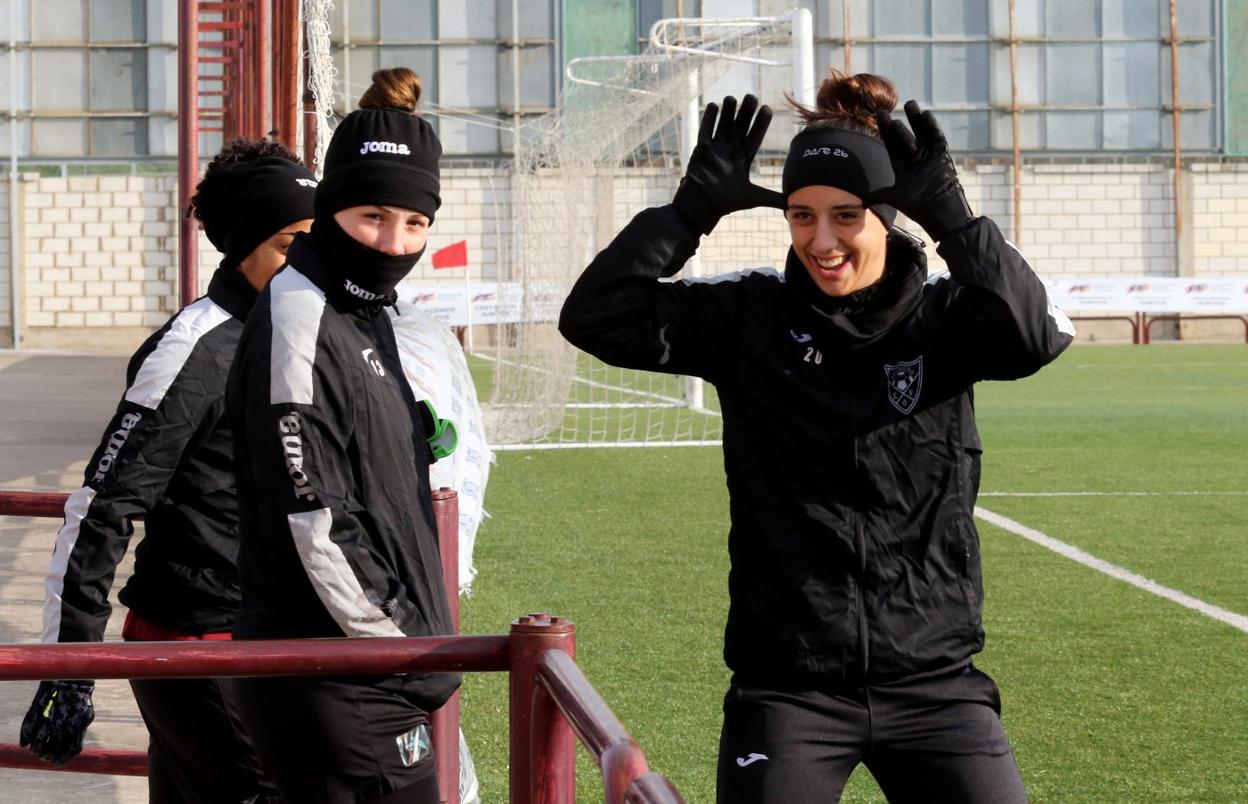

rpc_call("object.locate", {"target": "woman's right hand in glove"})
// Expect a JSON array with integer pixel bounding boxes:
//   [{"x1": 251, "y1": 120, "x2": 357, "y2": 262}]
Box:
[
  {"x1": 20, "y1": 679, "x2": 96, "y2": 765},
  {"x1": 672, "y1": 94, "x2": 786, "y2": 235}
]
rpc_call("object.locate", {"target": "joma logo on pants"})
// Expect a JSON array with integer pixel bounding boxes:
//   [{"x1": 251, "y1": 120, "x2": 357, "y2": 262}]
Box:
[
  {"x1": 92, "y1": 412, "x2": 142, "y2": 482},
  {"x1": 278, "y1": 414, "x2": 316, "y2": 502}
]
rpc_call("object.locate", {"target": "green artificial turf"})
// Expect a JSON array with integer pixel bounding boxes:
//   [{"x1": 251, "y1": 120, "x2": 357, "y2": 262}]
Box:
[{"x1": 458, "y1": 344, "x2": 1247, "y2": 802}]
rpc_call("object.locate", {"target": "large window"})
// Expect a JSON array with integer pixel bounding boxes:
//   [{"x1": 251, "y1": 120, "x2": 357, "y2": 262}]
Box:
[
  {"x1": 812, "y1": 0, "x2": 1220, "y2": 153},
  {"x1": 0, "y1": 0, "x2": 1223, "y2": 159},
  {"x1": 330, "y1": 0, "x2": 559, "y2": 156},
  {"x1": 19, "y1": 0, "x2": 155, "y2": 157}
]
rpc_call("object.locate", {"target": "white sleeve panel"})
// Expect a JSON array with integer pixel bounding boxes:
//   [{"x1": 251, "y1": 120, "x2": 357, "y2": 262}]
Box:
[
  {"x1": 41, "y1": 486, "x2": 97, "y2": 643},
  {"x1": 269, "y1": 267, "x2": 327, "y2": 406},
  {"x1": 125, "y1": 299, "x2": 232, "y2": 409},
  {"x1": 287, "y1": 508, "x2": 406, "y2": 638},
  {"x1": 1003, "y1": 238, "x2": 1076, "y2": 338}
]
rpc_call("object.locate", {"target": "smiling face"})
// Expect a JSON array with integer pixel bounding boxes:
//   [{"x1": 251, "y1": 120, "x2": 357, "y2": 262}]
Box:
[
  {"x1": 333, "y1": 205, "x2": 431, "y2": 256},
  {"x1": 785, "y1": 185, "x2": 888, "y2": 298}
]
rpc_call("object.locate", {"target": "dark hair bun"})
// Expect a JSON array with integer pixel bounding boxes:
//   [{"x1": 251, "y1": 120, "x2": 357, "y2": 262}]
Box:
[
  {"x1": 358, "y1": 67, "x2": 423, "y2": 113},
  {"x1": 790, "y1": 69, "x2": 898, "y2": 136}
]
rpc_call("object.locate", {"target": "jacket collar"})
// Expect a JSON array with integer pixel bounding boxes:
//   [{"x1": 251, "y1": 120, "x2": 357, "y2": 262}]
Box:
[
  {"x1": 783, "y1": 231, "x2": 927, "y2": 350},
  {"x1": 283, "y1": 233, "x2": 397, "y2": 314},
  {"x1": 205, "y1": 266, "x2": 258, "y2": 321}
]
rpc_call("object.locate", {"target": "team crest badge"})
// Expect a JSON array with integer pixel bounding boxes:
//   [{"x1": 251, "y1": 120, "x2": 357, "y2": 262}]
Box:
[
  {"x1": 395, "y1": 722, "x2": 431, "y2": 767},
  {"x1": 883, "y1": 357, "x2": 923, "y2": 415}
]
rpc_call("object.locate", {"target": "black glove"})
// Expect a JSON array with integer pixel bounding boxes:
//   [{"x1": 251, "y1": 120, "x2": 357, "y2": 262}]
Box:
[
  {"x1": 672, "y1": 94, "x2": 786, "y2": 235},
  {"x1": 20, "y1": 680, "x2": 95, "y2": 765},
  {"x1": 872, "y1": 100, "x2": 974, "y2": 242}
]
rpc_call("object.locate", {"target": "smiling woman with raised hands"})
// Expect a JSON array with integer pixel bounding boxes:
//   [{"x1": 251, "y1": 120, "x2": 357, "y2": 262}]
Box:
[{"x1": 558, "y1": 69, "x2": 1076, "y2": 803}]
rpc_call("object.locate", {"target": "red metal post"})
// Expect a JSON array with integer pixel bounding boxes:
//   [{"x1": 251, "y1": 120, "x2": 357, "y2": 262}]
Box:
[
  {"x1": 532, "y1": 649, "x2": 649, "y2": 804},
  {"x1": 529, "y1": 685, "x2": 575, "y2": 804},
  {"x1": 178, "y1": 0, "x2": 200, "y2": 307},
  {"x1": 509, "y1": 614, "x2": 576, "y2": 804},
  {"x1": 431, "y1": 488, "x2": 460, "y2": 804},
  {"x1": 257, "y1": 0, "x2": 272, "y2": 137},
  {"x1": 277, "y1": 1, "x2": 300, "y2": 153},
  {"x1": 301, "y1": 46, "x2": 318, "y2": 169}
]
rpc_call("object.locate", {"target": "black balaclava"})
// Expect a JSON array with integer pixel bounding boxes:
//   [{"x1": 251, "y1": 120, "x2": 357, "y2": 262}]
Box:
[
  {"x1": 311, "y1": 107, "x2": 443, "y2": 304},
  {"x1": 196, "y1": 157, "x2": 317, "y2": 269},
  {"x1": 782, "y1": 127, "x2": 897, "y2": 227}
]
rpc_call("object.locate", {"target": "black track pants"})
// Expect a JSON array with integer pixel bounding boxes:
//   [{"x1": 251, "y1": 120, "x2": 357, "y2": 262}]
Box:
[
  {"x1": 129, "y1": 676, "x2": 280, "y2": 803},
  {"x1": 716, "y1": 662, "x2": 1028, "y2": 804},
  {"x1": 232, "y1": 675, "x2": 439, "y2": 804}
]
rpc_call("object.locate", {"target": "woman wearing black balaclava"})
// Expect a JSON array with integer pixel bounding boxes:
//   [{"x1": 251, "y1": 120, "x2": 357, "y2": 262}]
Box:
[
  {"x1": 559, "y1": 70, "x2": 1076, "y2": 802},
  {"x1": 227, "y1": 69, "x2": 459, "y2": 804}
]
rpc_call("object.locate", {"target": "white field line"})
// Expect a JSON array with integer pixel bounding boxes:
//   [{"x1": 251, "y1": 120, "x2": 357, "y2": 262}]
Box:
[
  {"x1": 980, "y1": 491, "x2": 1248, "y2": 497},
  {"x1": 491, "y1": 440, "x2": 723, "y2": 451},
  {"x1": 1061, "y1": 362, "x2": 1244, "y2": 369},
  {"x1": 974, "y1": 506, "x2": 1248, "y2": 635}
]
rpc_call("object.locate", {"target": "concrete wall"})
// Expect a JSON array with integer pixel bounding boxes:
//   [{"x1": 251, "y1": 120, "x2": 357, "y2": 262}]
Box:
[
  {"x1": 3, "y1": 160, "x2": 1247, "y2": 350},
  {"x1": 0, "y1": 179, "x2": 10, "y2": 348}
]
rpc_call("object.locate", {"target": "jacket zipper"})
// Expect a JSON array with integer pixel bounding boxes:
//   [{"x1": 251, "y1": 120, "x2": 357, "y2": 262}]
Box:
[
  {"x1": 855, "y1": 509, "x2": 869, "y2": 678},
  {"x1": 852, "y1": 437, "x2": 869, "y2": 678}
]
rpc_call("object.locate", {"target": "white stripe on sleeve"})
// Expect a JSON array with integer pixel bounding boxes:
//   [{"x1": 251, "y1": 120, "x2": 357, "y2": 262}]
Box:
[
  {"x1": 41, "y1": 486, "x2": 97, "y2": 643},
  {"x1": 1003, "y1": 238, "x2": 1076, "y2": 337},
  {"x1": 269, "y1": 267, "x2": 327, "y2": 406},
  {"x1": 288, "y1": 508, "x2": 405, "y2": 638},
  {"x1": 125, "y1": 299, "x2": 232, "y2": 409}
]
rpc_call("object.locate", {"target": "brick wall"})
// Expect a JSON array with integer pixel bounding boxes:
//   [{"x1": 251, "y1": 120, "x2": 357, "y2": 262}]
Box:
[
  {"x1": 21, "y1": 175, "x2": 180, "y2": 335},
  {"x1": 3, "y1": 160, "x2": 1247, "y2": 349}
]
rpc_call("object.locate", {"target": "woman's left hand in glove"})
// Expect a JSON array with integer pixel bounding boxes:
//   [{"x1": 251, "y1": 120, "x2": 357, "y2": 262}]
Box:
[{"x1": 871, "y1": 100, "x2": 974, "y2": 242}]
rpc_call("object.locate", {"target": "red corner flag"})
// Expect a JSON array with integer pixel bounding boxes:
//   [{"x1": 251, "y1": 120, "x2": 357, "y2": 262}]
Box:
[{"x1": 431, "y1": 240, "x2": 468, "y2": 269}]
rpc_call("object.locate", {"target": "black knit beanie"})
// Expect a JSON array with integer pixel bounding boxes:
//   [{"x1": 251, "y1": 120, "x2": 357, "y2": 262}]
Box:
[
  {"x1": 315, "y1": 108, "x2": 442, "y2": 222},
  {"x1": 197, "y1": 156, "x2": 317, "y2": 268},
  {"x1": 783, "y1": 128, "x2": 897, "y2": 227}
]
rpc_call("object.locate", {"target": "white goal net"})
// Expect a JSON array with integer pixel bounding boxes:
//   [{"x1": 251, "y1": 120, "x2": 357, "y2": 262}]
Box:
[
  {"x1": 304, "y1": 6, "x2": 815, "y2": 449},
  {"x1": 486, "y1": 11, "x2": 813, "y2": 449}
]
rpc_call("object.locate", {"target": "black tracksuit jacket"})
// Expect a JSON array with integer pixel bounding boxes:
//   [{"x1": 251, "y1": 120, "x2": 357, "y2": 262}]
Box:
[
  {"x1": 42, "y1": 268, "x2": 256, "y2": 645},
  {"x1": 227, "y1": 236, "x2": 460, "y2": 711},
  {"x1": 558, "y1": 206, "x2": 1075, "y2": 684}
]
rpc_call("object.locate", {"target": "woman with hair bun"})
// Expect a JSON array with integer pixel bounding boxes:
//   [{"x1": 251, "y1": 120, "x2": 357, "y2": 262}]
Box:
[
  {"x1": 228, "y1": 68, "x2": 459, "y2": 803},
  {"x1": 559, "y1": 69, "x2": 1074, "y2": 802},
  {"x1": 359, "y1": 66, "x2": 423, "y2": 113}
]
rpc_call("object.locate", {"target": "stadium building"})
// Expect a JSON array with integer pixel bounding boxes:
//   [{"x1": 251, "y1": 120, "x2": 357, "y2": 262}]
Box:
[{"x1": 1, "y1": 0, "x2": 1245, "y2": 358}]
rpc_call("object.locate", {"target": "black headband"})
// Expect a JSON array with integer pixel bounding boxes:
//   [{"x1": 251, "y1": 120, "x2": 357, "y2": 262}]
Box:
[
  {"x1": 198, "y1": 157, "x2": 317, "y2": 269},
  {"x1": 782, "y1": 127, "x2": 897, "y2": 227}
]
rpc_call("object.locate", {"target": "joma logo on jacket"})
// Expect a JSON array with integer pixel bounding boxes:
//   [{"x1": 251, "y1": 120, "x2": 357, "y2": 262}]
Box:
[
  {"x1": 278, "y1": 413, "x2": 316, "y2": 501},
  {"x1": 91, "y1": 412, "x2": 142, "y2": 482}
]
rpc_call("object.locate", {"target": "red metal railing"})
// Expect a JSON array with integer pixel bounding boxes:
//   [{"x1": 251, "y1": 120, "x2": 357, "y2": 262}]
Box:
[
  {"x1": 0, "y1": 491, "x2": 686, "y2": 803},
  {"x1": 0, "y1": 487, "x2": 464, "y2": 803},
  {"x1": 1142, "y1": 314, "x2": 1248, "y2": 344},
  {"x1": 1068, "y1": 313, "x2": 1144, "y2": 345}
]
